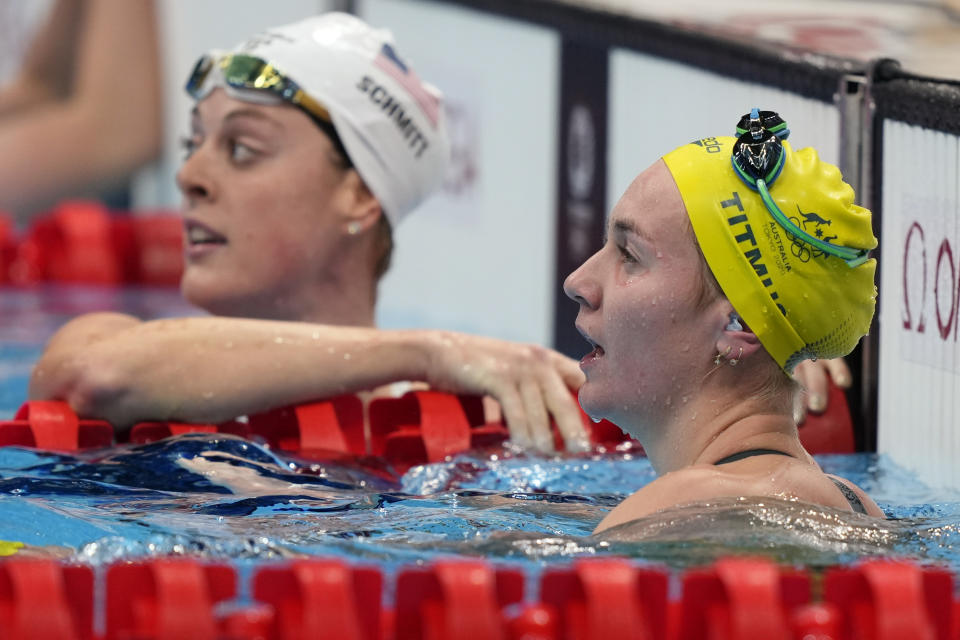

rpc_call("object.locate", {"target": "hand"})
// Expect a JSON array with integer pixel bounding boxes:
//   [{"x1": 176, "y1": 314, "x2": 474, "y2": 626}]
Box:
[
  {"x1": 792, "y1": 358, "x2": 852, "y2": 424},
  {"x1": 420, "y1": 331, "x2": 589, "y2": 453}
]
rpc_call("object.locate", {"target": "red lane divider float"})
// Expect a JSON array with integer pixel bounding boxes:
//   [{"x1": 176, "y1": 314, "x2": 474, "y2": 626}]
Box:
[
  {"x1": 394, "y1": 559, "x2": 525, "y2": 640},
  {"x1": 105, "y1": 560, "x2": 235, "y2": 640},
  {"x1": 675, "y1": 556, "x2": 810, "y2": 640},
  {"x1": 0, "y1": 559, "x2": 94, "y2": 640},
  {"x1": 369, "y1": 390, "x2": 633, "y2": 473},
  {"x1": 0, "y1": 214, "x2": 16, "y2": 285},
  {"x1": 0, "y1": 401, "x2": 112, "y2": 450},
  {"x1": 1, "y1": 381, "x2": 852, "y2": 463},
  {"x1": 824, "y1": 559, "x2": 955, "y2": 640},
  {"x1": 540, "y1": 558, "x2": 668, "y2": 640},
  {"x1": 0, "y1": 556, "x2": 957, "y2": 639},
  {"x1": 253, "y1": 559, "x2": 383, "y2": 640},
  {"x1": 2, "y1": 200, "x2": 183, "y2": 286}
]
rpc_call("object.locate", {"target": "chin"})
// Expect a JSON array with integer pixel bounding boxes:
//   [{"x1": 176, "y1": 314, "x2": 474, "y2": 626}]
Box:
[
  {"x1": 576, "y1": 384, "x2": 609, "y2": 423},
  {"x1": 180, "y1": 277, "x2": 241, "y2": 317}
]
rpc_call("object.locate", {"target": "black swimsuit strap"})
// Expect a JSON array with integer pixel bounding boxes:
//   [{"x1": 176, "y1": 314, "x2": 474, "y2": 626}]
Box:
[
  {"x1": 712, "y1": 448, "x2": 869, "y2": 514},
  {"x1": 713, "y1": 448, "x2": 793, "y2": 465}
]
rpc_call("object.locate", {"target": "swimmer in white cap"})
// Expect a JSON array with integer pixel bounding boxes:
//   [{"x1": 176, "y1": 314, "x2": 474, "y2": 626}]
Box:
[{"x1": 30, "y1": 14, "x2": 589, "y2": 453}]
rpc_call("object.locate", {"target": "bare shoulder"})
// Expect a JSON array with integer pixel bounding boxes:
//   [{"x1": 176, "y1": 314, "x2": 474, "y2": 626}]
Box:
[
  {"x1": 594, "y1": 466, "x2": 738, "y2": 533},
  {"x1": 593, "y1": 461, "x2": 885, "y2": 534}
]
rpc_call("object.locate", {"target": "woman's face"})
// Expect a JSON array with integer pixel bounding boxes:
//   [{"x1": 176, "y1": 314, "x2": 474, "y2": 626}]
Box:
[
  {"x1": 563, "y1": 160, "x2": 723, "y2": 433},
  {"x1": 176, "y1": 89, "x2": 353, "y2": 319}
]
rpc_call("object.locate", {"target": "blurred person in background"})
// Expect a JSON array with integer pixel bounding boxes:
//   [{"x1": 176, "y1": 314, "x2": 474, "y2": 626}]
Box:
[{"x1": 0, "y1": 0, "x2": 162, "y2": 221}]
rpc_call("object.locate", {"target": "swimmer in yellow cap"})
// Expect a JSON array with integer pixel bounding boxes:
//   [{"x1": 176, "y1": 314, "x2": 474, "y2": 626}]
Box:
[{"x1": 564, "y1": 109, "x2": 884, "y2": 532}]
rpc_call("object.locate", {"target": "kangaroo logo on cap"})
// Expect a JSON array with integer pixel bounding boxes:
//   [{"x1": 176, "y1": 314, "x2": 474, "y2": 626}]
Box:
[{"x1": 789, "y1": 205, "x2": 836, "y2": 262}]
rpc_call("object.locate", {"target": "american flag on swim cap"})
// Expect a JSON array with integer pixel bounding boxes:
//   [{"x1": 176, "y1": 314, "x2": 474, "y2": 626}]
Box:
[{"x1": 374, "y1": 43, "x2": 440, "y2": 128}]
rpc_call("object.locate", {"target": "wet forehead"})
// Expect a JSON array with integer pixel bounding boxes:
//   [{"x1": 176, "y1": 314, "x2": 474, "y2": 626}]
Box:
[
  {"x1": 191, "y1": 88, "x2": 302, "y2": 132},
  {"x1": 609, "y1": 159, "x2": 689, "y2": 248}
]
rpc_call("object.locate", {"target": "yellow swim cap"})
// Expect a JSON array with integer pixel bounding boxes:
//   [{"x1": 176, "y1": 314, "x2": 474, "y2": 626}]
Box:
[{"x1": 662, "y1": 111, "x2": 877, "y2": 372}]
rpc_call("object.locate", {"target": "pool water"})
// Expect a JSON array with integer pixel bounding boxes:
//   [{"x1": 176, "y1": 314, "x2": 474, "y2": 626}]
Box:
[{"x1": 2, "y1": 287, "x2": 959, "y2": 578}]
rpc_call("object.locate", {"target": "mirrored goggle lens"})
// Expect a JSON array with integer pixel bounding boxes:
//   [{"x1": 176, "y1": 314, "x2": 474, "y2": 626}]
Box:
[
  {"x1": 185, "y1": 56, "x2": 214, "y2": 97},
  {"x1": 186, "y1": 54, "x2": 331, "y2": 124}
]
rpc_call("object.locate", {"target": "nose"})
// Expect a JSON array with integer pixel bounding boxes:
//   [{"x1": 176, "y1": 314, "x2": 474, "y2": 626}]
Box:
[
  {"x1": 563, "y1": 252, "x2": 601, "y2": 311},
  {"x1": 175, "y1": 144, "x2": 214, "y2": 207}
]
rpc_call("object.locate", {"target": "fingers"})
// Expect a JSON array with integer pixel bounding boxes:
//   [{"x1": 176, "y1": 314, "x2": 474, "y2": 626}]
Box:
[
  {"x1": 825, "y1": 357, "x2": 852, "y2": 388},
  {"x1": 520, "y1": 379, "x2": 554, "y2": 453},
  {"x1": 496, "y1": 351, "x2": 590, "y2": 454},
  {"x1": 554, "y1": 352, "x2": 586, "y2": 390},
  {"x1": 542, "y1": 370, "x2": 591, "y2": 453},
  {"x1": 495, "y1": 383, "x2": 535, "y2": 450},
  {"x1": 793, "y1": 359, "x2": 829, "y2": 415}
]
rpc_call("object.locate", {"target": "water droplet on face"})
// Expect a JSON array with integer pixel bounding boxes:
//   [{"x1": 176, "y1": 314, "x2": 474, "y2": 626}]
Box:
[
  {"x1": 327, "y1": 347, "x2": 336, "y2": 354},
  {"x1": 312, "y1": 331, "x2": 321, "y2": 340},
  {"x1": 343, "y1": 353, "x2": 352, "y2": 360},
  {"x1": 665, "y1": 395, "x2": 672, "y2": 406}
]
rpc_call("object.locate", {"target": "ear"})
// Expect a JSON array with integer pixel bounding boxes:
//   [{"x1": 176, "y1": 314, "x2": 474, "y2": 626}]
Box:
[
  {"x1": 714, "y1": 305, "x2": 764, "y2": 364},
  {"x1": 337, "y1": 170, "x2": 383, "y2": 235}
]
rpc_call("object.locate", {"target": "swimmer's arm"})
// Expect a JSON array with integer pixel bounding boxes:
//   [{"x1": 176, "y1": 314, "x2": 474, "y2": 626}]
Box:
[
  {"x1": 0, "y1": 0, "x2": 84, "y2": 117},
  {"x1": 30, "y1": 314, "x2": 589, "y2": 451}
]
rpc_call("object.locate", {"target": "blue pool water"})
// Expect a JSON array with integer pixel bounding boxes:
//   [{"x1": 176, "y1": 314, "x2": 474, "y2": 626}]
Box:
[{"x1": 2, "y1": 287, "x2": 959, "y2": 578}]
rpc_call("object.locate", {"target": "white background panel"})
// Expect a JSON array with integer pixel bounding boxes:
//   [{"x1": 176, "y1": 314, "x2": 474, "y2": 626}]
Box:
[
  {"x1": 878, "y1": 120, "x2": 960, "y2": 489},
  {"x1": 608, "y1": 50, "x2": 840, "y2": 212},
  {"x1": 358, "y1": 0, "x2": 560, "y2": 344}
]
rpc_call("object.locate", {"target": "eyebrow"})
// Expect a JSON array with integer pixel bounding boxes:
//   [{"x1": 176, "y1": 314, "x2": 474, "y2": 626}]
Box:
[
  {"x1": 611, "y1": 218, "x2": 654, "y2": 245},
  {"x1": 190, "y1": 105, "x2": 283, "y2": 131}
]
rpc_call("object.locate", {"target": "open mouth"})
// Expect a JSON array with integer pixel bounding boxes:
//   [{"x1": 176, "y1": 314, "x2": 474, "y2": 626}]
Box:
[
  {"x1": 184, "y1": 220, "x2": 227, "y2": 246},
  {"x1": 576, "y1": 325, "x2": 605, "y2": 360}
]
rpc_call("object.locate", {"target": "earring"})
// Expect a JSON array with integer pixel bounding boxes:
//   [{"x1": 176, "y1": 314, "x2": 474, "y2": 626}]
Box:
[
  {"x1": 729, "y1": 347, "x2": 743, "y2": 366},
  {"x1": 347, "y1": 221, "x2": 362, "y2": 235},
  {"x1": 714, "y1": 346, "x2": 732, "y2": 366}
]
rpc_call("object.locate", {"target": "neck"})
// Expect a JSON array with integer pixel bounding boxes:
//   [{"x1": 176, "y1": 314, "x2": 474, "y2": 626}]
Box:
[
  {"x1": 269, "y1": 233, "x2": 380, "y2": 326},
  {"x1": 632, "y1": 363, "x2": 798, "y2": 474},
  {"x1": 297, "y1": 280, "x2": 377, "y2": 327}
]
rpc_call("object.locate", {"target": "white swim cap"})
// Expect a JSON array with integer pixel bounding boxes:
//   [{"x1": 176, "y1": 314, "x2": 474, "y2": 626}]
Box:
[{"x1": 187, "y1": 13, "x2": 450, "y2": 227}]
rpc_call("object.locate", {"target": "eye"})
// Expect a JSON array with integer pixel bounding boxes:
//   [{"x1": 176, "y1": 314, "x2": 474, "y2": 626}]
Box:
[
  {"x1": 618, "y1": 244, "x2": 638, "y2": 264},
  {"x1": 229, "y1": 139, "x2": 259, "y2": 164},
  {"x1": 179, "y1": 135, "x2": 199, "y2": 160}
]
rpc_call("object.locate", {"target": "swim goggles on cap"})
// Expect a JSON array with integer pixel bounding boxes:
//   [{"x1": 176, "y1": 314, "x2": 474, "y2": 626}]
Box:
[
  {"x1": 730, "y1": 108, "x2": 870, "y2": 268},
  {"x1": 185, "y1": 53, "x2": 333, "y2": 126}
]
